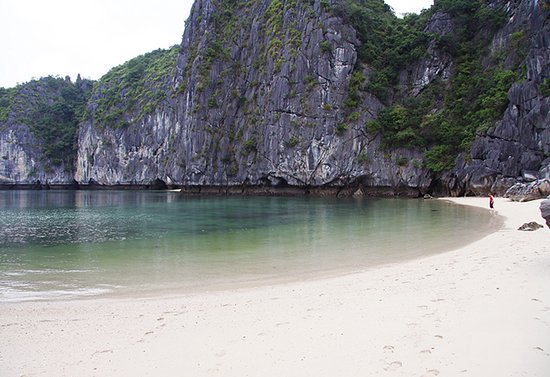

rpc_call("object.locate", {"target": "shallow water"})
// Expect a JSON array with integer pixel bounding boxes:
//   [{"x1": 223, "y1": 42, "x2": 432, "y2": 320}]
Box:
[{"x1": 0, "y1": 190, "x2": 499, "y2": 302}]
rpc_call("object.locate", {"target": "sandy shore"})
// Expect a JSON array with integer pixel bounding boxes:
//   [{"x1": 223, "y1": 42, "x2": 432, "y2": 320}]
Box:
[{"x1": 1, "y1": 197, "x2": 549, "y2": 376}]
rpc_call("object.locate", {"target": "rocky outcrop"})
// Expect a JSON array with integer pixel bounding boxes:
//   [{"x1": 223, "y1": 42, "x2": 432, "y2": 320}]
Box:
[
  {"x1": 75, "y1": 110, "x2": 181, "y2": 186},
  {"x1": 541, "y1": 197, "x2": 550, "y2": 228},
  {"x1": 0, "y1": 125, "x2": 38, "y2": 184},
  {"x1": 518, "y1": 221, "x2": 544, "y2": 231},
  {"x1": 505, "y1": 178, "x2": 550, "y2": 201},
  {"x1": 74, "y1": 0, "x2": 549, "y2": 195},
  {"x1": 0, "y1": 77, "x2": 88, "y2": 185},
  {"x1": 73, "y1": 0, "x2": 446, "y2": 195},
  {"x1": 404, "y1": 11, "x2": 453, "y2": 96},
  {"x1": 0, "y1": 126, "x2": 73, "y2": 185},
  {"x1": 441, "y1": 0, "x2": 550, "y2": 196},
  {"x1": 172, "y1": 0, "x2": 365, "y2": 187}
]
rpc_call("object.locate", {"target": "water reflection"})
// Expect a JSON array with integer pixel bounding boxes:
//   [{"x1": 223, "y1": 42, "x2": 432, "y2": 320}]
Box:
[
  {"x1": 0, "y1": 189, "x2": 181, "y2": 209},
  {"x1": 0, "y1": 190, "x2": 182, "y2": 246},
  {"x1": 0, "y1": 190, "x2": 499, "y2": 301}
]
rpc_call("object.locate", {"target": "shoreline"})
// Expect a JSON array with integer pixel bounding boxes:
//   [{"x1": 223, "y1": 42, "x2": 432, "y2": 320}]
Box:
[
  {"x1": 0, "y1": 197, "x2": 501, "y2": 304},
  {"x1": 0, "y1": 183, "x2": 426, "y2": 198},
  {"x1": 1, "y1": 197, "x2": 549, "y2": 376}
]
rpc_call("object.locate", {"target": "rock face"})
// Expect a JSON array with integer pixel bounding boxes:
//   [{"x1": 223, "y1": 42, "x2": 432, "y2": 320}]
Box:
[
  {"x1": 441, "y1": 0, "x2": 550, "y2": 196},
  {"x1": 405, "y1": 11, "x2": 453, "y2": 97},
  {"x1": 76, "y1": 111, "x2": 181, "y2": 186},
  {"x1": 74, "y1": 0, "x2": 550, "y2": 194},
  {"x1": 0, "y1": 77, "x2": 90, "y2": 186},
  {"x1": 505, "y1": 178, "x2": 550, "y2": 201},
  {"x1": 75, "y1": 0, "x2": 433, "y2": 195},
  {"x1": 0, "y1": 125, "x2": 37, "y2": 184},
  {"x1": 0, "y1": 129, "x2": 74, "y2": 186},
  {"x1": 541, "y1": 198, "x2": 550, "y2": 229},
  {"x1": 3, "y1": 0, "x2": 550, "y2": 196}
]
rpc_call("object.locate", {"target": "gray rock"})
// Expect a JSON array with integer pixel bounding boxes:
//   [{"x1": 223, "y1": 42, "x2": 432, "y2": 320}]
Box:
[
  {"x1": 75, "y1": 0, "x2": 432, "y2": 195},
  {"x1": 505, "y1": 179, "x2": 550, "y2": 202},
  {"x1": 424, "y1": 12, "x2": 453, "y2": 35},
  {"x1": 540, "y1": 159, "x2": 550, "y2": 179},
  {"x1": 0, "y1": 119, "x2": 73, "y2": 185},
  {"x1": 70, "y1": 0, "x2": 549, "y2": 196},
  {"x1": 518, "y1": 222, "x2": 544, "y2": 231},
  {"x1": 541, "y1": 198, "x2": 550, "y2": 229},
  {"x1": 447, "y1": 0, "x2": 550, "y2": 196}
]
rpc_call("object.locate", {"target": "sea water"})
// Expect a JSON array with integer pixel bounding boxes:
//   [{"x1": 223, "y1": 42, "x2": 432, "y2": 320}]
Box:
[{"x1": 0, "y1": 190, "x2": 499, "y2": 302}]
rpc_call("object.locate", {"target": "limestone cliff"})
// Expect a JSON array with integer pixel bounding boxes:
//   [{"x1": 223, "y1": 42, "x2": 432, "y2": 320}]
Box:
[
  {"x1": 0, "y1": 76, "x2": 90, "y2": 186},
  {"x1": 441, "y1": 0, "x2": 550, "y2": 196},
  {"x1": 2, "y1": 0, "x2": 549, "y2": 197},
  {"x1": 75, "y1": 0, "x2": 435, "y2": 194},
  {"x1": 74, "y1": 0, "x2": 549, "y2": 195}
]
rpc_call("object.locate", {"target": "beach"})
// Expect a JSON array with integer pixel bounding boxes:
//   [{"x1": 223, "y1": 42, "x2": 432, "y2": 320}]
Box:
[{"x1": 1, "y1": 197, "x2": 549, "y2": 376}]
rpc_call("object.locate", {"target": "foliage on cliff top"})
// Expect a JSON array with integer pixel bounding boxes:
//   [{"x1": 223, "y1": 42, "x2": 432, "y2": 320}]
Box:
[
  {"x1": 334, "y1": 0, "x2": 430, "y2": 75},
  {"x1": 0, "y1": 76, "x2": 92, "y2": 166},
  {"x1": 89, "y1": 45, "x2": 180, "y2": 128},
  {"x1": 0, "y1": 87, "x2": 16, "y2": 124}
]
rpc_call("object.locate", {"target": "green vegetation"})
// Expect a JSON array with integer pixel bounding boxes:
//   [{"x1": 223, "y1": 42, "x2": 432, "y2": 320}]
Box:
[
  {"x1": 540, "y1": 78, "x2": 550, "y2": 97},
  {"x1": 334, "y1": 0, "x2": 431, "y2": 102},
  {"x1": 333, "y1": 0, "x2": 401, "y2": 65},
  {"x1": 0, "y1": 87, "x2": 16, "y2": 123},
  {"x1": 1, "y1": 76, "x2": 91, "y2": 165},
  {"x1": 91, "y1": 45, "x2": 179, "y2": 128},
  {"x1": 266, "y1": 0, "x2": 284, "y2": 34},
  {"x1": 320, "y1": 40, "x2": 332, "y2": 54},
  {"x1": 357, "y1": 151, "x2": 368, "y2": 164},
  {"x1": 396, "y1": 156, "x2": 408, "y2": 167},
  {"x1": 334, "y1": 0, "x2": 517, "y2": 172},
  {"x1": 367, "y1": 63, "x2": 517, "y2": 172},
  {"x1": 336, "y1": 123, "x2": 349, "y2": 135},
  {"x1": 286, "y1": 135, "x2": 299, "y2": 147},
  {"x1": 344, "y1": 70, "x2": 367, "y2": 109},
  {"x1": 243, "y1": 138, "x2": 258, "y2": 154}
]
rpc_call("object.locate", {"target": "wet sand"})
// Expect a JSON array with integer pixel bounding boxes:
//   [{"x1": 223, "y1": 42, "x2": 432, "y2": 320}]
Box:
[{"x1": 1, "y1": 197, "x2": 549, "y2": 376}]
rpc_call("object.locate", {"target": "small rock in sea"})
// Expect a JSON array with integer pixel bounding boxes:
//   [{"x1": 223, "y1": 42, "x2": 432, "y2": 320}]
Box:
[
  {"x1": 517, "y1": 222, "x2": 544, "y2": 231},
  {"x1": 353, "y1": 188, "x2": 365, "y2": 198}
]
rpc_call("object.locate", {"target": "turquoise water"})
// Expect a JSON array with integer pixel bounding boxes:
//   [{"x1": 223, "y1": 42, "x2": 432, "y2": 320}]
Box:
[{"x1": 0, "y1": 190, "x2": 498, "y2": 302}]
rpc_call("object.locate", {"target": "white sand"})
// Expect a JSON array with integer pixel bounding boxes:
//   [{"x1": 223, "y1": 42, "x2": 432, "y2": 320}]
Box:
[{"x1": 1, "y1": 197, "x2": 549, "y2": 376}]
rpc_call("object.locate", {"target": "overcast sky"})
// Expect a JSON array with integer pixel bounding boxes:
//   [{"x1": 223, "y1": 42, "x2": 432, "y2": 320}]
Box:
[{"x1": 0, "y1": 0, "x2": 433, "y2": 88}]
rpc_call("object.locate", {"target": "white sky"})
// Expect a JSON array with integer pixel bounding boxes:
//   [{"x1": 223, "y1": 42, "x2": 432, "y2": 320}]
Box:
[{"x1": 0, "y1": 0, "x2": 433, "y2": 88}]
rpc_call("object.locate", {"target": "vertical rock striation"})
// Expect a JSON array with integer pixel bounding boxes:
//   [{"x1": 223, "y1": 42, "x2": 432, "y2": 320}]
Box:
[
  {"x1": 0, "y1": 76, "x2": 89, "y2": 186},
  {"x1": 75, "y1": 0, "x2": 434, "y2": 195},
  {"x1": 442, "y1": 0, "x2": 550, "y2": 196}
]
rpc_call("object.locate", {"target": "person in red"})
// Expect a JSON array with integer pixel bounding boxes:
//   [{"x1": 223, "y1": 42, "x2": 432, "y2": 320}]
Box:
[{"x1": 489, "y1": 194, "x2": 494, "y2": 209}]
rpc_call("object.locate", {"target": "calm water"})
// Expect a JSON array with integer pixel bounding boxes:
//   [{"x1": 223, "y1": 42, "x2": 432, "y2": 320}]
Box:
[{"x1": 0, "y1": 190, "x2": 499, "y2": 302}]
